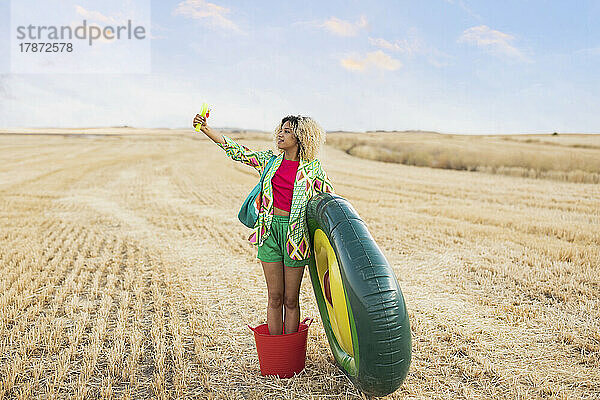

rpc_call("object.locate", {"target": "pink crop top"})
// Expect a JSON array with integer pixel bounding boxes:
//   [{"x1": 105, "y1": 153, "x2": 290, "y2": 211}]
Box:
[{"x1": 271, "y1": 158, "x2": 299, "y2": 212}]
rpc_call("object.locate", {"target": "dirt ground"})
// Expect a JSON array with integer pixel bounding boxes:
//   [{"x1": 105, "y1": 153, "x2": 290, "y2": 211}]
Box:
[{"x1": 0, "y1": 129, "x2": 598, "y2": 399}]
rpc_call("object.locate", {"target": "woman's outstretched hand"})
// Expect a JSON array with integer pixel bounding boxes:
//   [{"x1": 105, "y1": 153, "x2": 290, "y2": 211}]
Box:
[
  {"x1": 192, "y1": 113, "x2": 224, "y2": 144},
  {"x1": 193, "y1": 114, "x2": 209, "y2": 134}
]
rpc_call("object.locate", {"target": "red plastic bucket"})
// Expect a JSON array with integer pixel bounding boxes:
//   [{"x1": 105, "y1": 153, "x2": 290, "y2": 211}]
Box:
[{"x1": 248, "y1": 317, "x2": 314, "y2": 378}]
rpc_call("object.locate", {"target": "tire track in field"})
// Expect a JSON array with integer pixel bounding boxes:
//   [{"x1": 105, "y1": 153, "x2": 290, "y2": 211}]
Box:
[
  {"x1": 4, "y1": 132, "x2": 598, "y2": 399},
  {"x1": 129, "y1": 158, "x2": 258, "y2": 261},
  {"x1": 46, "y1": 198, "x2": 230, "y2": 397},
  {"x1": 0, "y1": 211, "x2": 91, "y2": 355},
  {"x1": 341, "y1": 168, "x2": 599, "y2": 290},
  {"x1": 1, "y1": 181, "x2": 200, "y2": 398},
  {"x1": 352, "y1": 176, "x2": 597, "y2": 340},
  {"x1": 0, "y1": 143, "x2": 103, "y2": 173},
  {"x1": 44, "y1": 142, "x2": 359, "y2": 398}
]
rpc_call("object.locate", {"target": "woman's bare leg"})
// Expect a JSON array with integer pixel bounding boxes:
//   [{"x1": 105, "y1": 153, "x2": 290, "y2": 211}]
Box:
[
  {"x1": 261, "y1": 260, "x2": 284, "y2": 335},
  {"x1": 283, "y1": 264, "x2": 306, "y2": 334}
]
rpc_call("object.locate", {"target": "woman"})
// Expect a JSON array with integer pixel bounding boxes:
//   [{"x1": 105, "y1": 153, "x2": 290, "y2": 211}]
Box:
[{"x1": 193, "y1": 113, "x2": 335, "y2": 335}]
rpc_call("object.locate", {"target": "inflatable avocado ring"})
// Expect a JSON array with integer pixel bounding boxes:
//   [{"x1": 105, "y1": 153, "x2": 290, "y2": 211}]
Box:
[{"x1": 306, "y1": 193, "x2": 411, "y2": 397}]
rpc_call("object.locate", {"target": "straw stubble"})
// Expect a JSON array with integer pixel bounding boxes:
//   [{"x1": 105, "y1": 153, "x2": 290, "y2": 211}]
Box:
[{"x1": 0, "y1": 129, "x2": 598, "y2": 399}]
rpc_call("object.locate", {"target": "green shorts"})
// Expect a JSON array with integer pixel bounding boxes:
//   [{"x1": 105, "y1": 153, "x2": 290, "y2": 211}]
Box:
[{"x1": 257, "y1": 214, "x2": 309, "y2": 268}]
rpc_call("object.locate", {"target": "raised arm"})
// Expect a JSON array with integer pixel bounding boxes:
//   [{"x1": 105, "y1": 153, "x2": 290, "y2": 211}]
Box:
[
  {"x1": 193, "y1": 113, "x2": 273, "y2": 174},
  {"x1": 216, "y1": 135, "x2": 275, "y2": 174},
  {"x1": 193, "y1": 113, "x2": 225, "y2": 145}
]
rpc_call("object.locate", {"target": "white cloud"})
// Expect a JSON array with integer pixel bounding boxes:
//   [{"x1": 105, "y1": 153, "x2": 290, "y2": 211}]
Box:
[
  {"x1": 340, "y1": 50, "x2": 402, "y2": 72},
  {"x1": 75, "y1": 5, "x2": 120, "y2": 24},
  {"x1": 172, "y1": 0, "x2": 243, "y2": 34},
  {"x1": 73, "y1": 5, "x2": 154, "y2": 42},
  {"x1": 369, "y1": 34, "x2": 452, "y2": 67},
  {"x1": 321, "y1": 15, "x2": 368, "y2": 37},
  {"x1": 458, "y1": 25, "x2": 531, "y2": 63},
  {"x1": 369, "y1": 37, "x2": 416, "y2": 54}
]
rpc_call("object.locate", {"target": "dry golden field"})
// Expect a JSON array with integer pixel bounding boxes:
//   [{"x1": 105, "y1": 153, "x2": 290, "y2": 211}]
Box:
[
  {"x1": 0, "y1": 128, "x2": 599, "y2": 399},
  {"x1": 326, "y1": 131, "x2": 600, "y2": 184}
]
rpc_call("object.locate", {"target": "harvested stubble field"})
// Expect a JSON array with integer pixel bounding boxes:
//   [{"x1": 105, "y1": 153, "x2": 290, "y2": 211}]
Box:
[
  {"x1": 326, "y1": 131, "x2": 600, "y2": 184},
  {"x1": 0, "y1": 128, "x2": 598, "y2": 400}
]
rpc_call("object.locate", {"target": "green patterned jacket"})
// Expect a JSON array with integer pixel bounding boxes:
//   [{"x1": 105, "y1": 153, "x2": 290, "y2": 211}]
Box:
[{"x1": 216, "y1": 135, "x2": 335, "y2": 261}]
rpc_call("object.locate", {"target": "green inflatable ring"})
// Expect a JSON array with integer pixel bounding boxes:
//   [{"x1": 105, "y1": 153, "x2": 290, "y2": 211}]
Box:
[{"x1": 306, "y1": 192, "x2": 411, "y2": 397}]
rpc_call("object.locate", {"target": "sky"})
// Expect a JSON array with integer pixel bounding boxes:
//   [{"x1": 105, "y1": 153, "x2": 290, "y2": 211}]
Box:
[{"x1": 0, "y1": 0, "x2": 599, "y2": 134}]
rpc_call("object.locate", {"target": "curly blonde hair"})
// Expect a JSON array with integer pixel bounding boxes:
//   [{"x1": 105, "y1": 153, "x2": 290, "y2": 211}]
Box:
[{"x1": 272, "y1": 115, "x2": 325, "y2": 162}]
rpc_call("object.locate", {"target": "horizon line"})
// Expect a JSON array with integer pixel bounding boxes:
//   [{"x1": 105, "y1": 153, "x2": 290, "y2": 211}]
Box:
[{"x1": 0, "y1": 126, "x2": 598, "y2": 136}]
